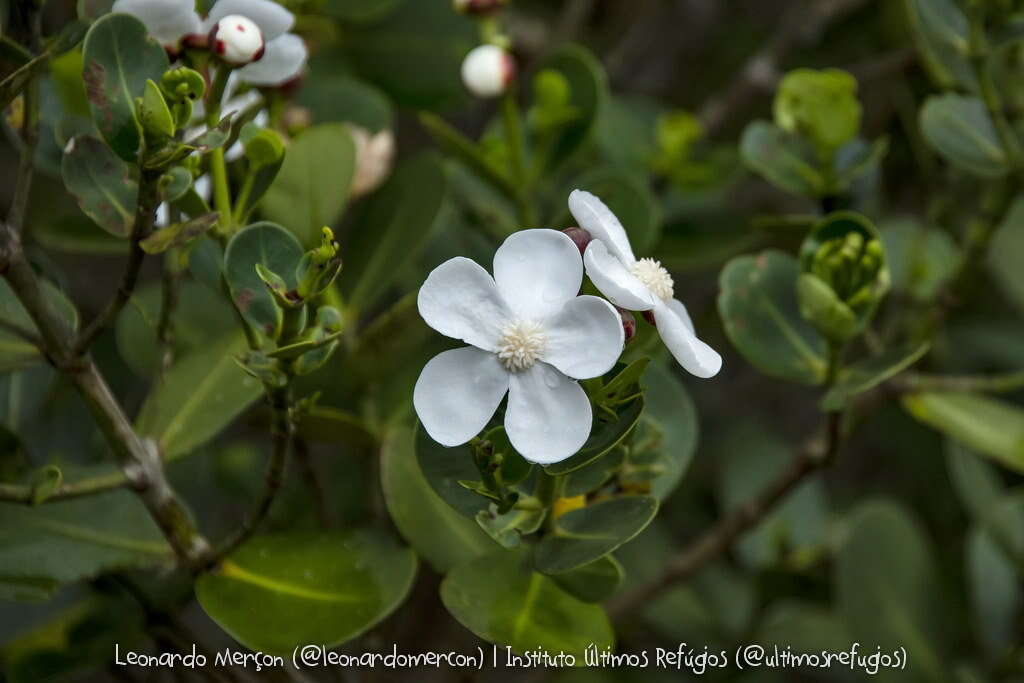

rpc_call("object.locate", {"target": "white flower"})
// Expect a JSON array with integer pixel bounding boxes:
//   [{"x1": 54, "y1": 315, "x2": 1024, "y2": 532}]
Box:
[
  {"x1": 210, "y1": 14, "x2": 264, "y2": 65},
  {"x1": 414, "y1": 229, "x2": 625, "y2": 464},
  {"x1": 111, "y1": 0, "x2": 308, "y2": 86},
  {"x1": 460, "y1": 45, "x2": 515, "y2": 98},
  {"x1": 568, "y1": 189, "x2": 723, "y2": 379}
]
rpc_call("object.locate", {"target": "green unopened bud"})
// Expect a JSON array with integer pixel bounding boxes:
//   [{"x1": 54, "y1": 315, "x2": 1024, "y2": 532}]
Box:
[
  {"x1": 138, "y1": 79, "x2": 176, "y2": 145},
  {"x1": 160, "y1": 67, "x2": 205, "y2": 128},
  {"x1": 235, "y1": 351, "x2": 288, "y2": 388},
  {"x1": 295, "y1": 227, "x2": 342, "y2": 300},
  {"x1": 773, "y1": 68, "x2": 861, "y2": 154},
  {"x1": 797, "y1": 212, "x2": 889, "y2": 342},
  {"x1": 315, "y1": 305, "x2": 343, "y2": 334},
  {"x1": 241, "y1": 124, "x2": 286, "y2": 169}
]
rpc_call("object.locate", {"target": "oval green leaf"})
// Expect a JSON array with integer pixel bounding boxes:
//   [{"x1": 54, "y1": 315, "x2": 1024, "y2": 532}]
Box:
[
  {"x1": 535, "y1": 495, "x2": 658, "y2": 574},
  {"x1": 196, "y1": 529, "x2": 417, "y2": 655},
  {"x1": 223, "y1": 222, "x2": 304, "y2": 338},
  {"x1": 739, "y1": 120, "x2": 824, "y2": 197},
  {"x1": 718, "y1": 249, "x2": 827, "y2": 385},
  {"x1": 550, "y1": 555, "x2": 624, "y2": 604},
  {"x1": 920, "y1": 94, "x2": 1009, "y2": 178},
  {"x1": 440, "y1": 549, "x2": 614, "y2": 658},
  {"x1": 61, "y1": 136, "x2": 138, "y2": 237}
]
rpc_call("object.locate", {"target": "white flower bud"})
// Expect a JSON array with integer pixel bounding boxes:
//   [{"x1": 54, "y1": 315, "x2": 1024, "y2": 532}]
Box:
[
  {"x1": 209, "y1": 14, "x2": 265, "y2": 65},
  {"x1": 460, "y1": 45, "x2": 515, "y2": 99}
]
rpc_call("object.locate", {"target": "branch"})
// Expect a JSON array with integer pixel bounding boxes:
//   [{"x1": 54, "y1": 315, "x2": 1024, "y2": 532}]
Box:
[
  {"x1": 74, "y1": 170, "x2": 161, "y2": 353},
  {"x1": 210, "y1": 385, "x2": 292, "y2": 563},
  {"x1": 0, "y1": 468, "x2": 128, "y2": 504},
  {"x1": 699, "y1": 0, "x2": 872, "y2": 137},
  {"x1": 6, "y1": 5, "x2": 43, "y2": 237},
  {"x1": 607, "y1": 412, "x2": 841, "y2": 620},
  {"x1": 0, "y1": 223, "x2": 212, "y2": 567}
]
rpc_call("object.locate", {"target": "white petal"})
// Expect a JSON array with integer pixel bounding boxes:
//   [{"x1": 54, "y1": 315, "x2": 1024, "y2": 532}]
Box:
[
  {"x1": 493, "y1": 229, "x2": 583, "y2": 321},
  {"x1": 654, "y1": 299, "x2": 722, "y2": 378},
  {"x1": 414, "y1": 348, "x2": 509, "y2": 447},
  {"x1": 667, "y1": 297, "x2": 695, "y2": 335},
  {"x1": 505, "y1": 363, "x2": 592, "y2": 464},
  {"x1": 418, "y1": 257, "x2": 512, "y2": 352},
  {"x1": 541, "y1": 295, "x2": 623, "y2": 380},
  {"x1": 204, "y1": 0, "x2": 293, "y2": 39},
  {"x1": 568, "y1": 189, "x2": 635, "y2": 264},
  {"x1": 235, "y1": 34, "x2": 307, "y2": 86},
  {"x1": 112, "y1": 0, "x2": 201, "y2": 44},
  {"x1": 583, "y1": 240, "x2": 656, "y2": 311}
]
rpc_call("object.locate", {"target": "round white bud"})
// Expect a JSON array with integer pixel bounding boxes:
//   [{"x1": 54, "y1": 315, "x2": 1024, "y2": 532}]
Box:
[
  {"x1": 460, "y1": 45, "x2": 515, "y2": 98},
  {"x1": 210, "y1": 15, "x2": 264, "y2": 66}
]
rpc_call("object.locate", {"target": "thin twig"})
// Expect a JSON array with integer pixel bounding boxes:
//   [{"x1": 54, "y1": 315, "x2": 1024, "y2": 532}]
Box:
[
  {"x1": 608, "y1": 412, "x2": 841, "y2": 619},
  {"x1": 293, "y1": 437, "x2": 331, "y2": 528},
  {"x1": 211, "y1": 385, "x2": 292, "y2": 563},
  {"x1": 74, "y1": 171, "x2": 161, "y2": 353},
  {"x1": 892, "y1": 370, "x2": 1024, "y2": 394},
  {"x1": 0, "y1": 468, "x2": 128, "y2": 504},
  {"x1": 7, "y1": 7, "x2": 43, "y2": 237}
]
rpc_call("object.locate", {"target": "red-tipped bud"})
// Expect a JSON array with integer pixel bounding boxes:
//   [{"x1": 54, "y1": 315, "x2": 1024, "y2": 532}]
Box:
[
  {"x1": 562, "y1": 226, "x2": 592, "y2": 256},
  {"x1": 452, "y1": 0, "x2": 508, "y2": 15},
  {"x1": 209, "y1": 15, "x2": 264, "y2": 66},
  {"x1": 619, "y1": 308, "x2": 637, "y2": 343},
  {"x1": 461, "y1": 45, "x2": 516, "y2": 98},
  {"x1": 642, "y1": 309, "x2": 657, "y2": 327}
]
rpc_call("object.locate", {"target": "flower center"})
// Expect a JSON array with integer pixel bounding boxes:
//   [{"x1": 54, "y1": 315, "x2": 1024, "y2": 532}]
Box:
[
  {"x1": 496, "y1": 320, "x2": 546, "y2": 372},
  {"x1": 630, "y1": 257, "x2": 674, "y2": 301}
]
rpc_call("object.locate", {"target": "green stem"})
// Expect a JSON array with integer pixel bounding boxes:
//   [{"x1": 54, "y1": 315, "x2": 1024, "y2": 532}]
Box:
[
  {"x1": 968, "y1": 7, "x2": 1020, "y2": 168},
  {"x1": 0, "y1": 468, "x2": 128, "y2": 504},
  {"x1": 206, "y1": 68, "x2": 234, "y2": 236},
  {"x1": 534, "y1": 470, "x2": 565, "y2": 508},
  {"x1": 232, "y1": 171, "x2": 255, "y2": 225},
  {"x1": 894, "y1": 370, "x2": 1024, "y2": 394}
]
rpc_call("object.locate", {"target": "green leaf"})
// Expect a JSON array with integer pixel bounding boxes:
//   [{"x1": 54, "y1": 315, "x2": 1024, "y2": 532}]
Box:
[
  {"x1": 81, "y1": 13, "x2": 169, "y2": 162},
  {"x1": 324, "y1": 0, "x2": 401, "y2": 24},
  {"x1": 643, "y1": 363, "x2": 698, "y2": 500},
  {"x1": 295, "y1": 405, "x2": 376, "y2": 450},
  {"x1": 381, "y1": 426, "x2": 493, "y2": 572},
  {"x1": 259, "y1": 124, "x2": 356, "y2": 246},
  {"x1": 196, "y1": 529, "x2": 417, "y2": 655},
  {"x1": 0, "y1": 491, "x2": 170, "y2": 590},
  {"x1": 967, "y1": 520, "x2": 1022, "y2": 654},
  {"x1": 902, "y1": 392, "x2": 1024, "y2": 474},
  {"x1": 543, "y1": 395, "x2": 643, "y2": 476},
  {"x1": 135, "y1": 334, "x2": 262, "y2": 457},
  {"x1": 718, "y1": 250, "x2": 827, "y2": 384},
  {"x1": 0, "y1": 279, "x2": 79, "y2": 372},
  {"x1": 535, "y1": 495, "x2": 658, "y2": 574},
  {"x1": 223, "y1": 222, "x2": 304, "y2": 338},
  {"x1": 475, "y1": 504, "x2": 546, "y2": 549},
  {"x1": 61, "y1": 136, "x2": 138, "y2": 237},
  {"x1": 904, "y1": 0, "x2": 975, "y2": 89},
  {"x1": 881, "y1": 217, "x2": 961, "y2": 302},
  {"x1": 920, "y1": 94, "x2": 1009, "y2": 178},
  {"x1": 550, "y1": 555, "x2": 624, "y2": 604},
  {"x1": 33, "y1": 216, "x2": 128, "y2": 255},
  {"x1": 440, "y1": 549, "x2": 614, "y2": 658},
  {"x1": 945, "y1": 441, "x2": 1005, "y2": 522},
  {"x1": 990, "y1": 197, "x2": 1024, "y2": 314},
  {"x1": 415, "y1": 424, "x2": 488, "y2": 517},
  {"x1": 555, "y1": 167, "x2": 661, "y2": 253},
  {"x1": 536, "y1": 44, "x2": 607, "y2": 174},
  {"x1": 740, "y1": 121, "x2": 824, "y2": 197},
  {"x1": 298, "y1": 75, "x2": 393, "y2": 132},
  {"x1": 821, "y1": 343, "x2": 930, "y2": 411},
  {"x1": 835, "y1": 501, "x2": 947, "y2": 679},
  {"x1": 0, "y1": 53, "x2": 49, "y2": 111},
  {"x1": 114, "y1": 281, "x2": 237, "y2": 377},
  {"x1": 339, "y1": 152, "x2": 448, "y2": 314},
  {"x1": 139, "y1": 212, "x2": 217, "y2": 254}
]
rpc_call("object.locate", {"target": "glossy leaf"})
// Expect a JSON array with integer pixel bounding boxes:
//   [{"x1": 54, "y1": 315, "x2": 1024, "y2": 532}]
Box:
[
  {"x1": 475, "y1": 505, "x2": 546, "y2": 549},
  {"x1": 414, "y1": 425, "x2": 488, "y2": 517},
  {"x1": 543, "y1": 396, "x2": 644, "y2": 476},
  {"x1": 902, "y1": 392, "x2": 1024, "y2": 474},
  {"x1": 135, "y1": 334, "x2": 262, "y2": 457},
  {"x1": 0, "y1": 280, "x2": 79, "y2": 372},
  {"x1": 550, "y1": 555, "x2": 624, "y2": 603},
  {"x1": 967, "y1": 521, "x2": 1022, "y2": 654},
  {"x1": 920, "y1": 94, "x2": 1009, "y2": 178},
  {"x1": 536, "y1": 44, "x2": 607, "y2": 174},
  {"x1": 139, "y1": 213, "x2": 217, "y2": 254},
  {"x1": 61, "y1": 136, "x2": 138, "y2": 237},
  {"x1": 643, "y1": 363, "x2": 698, "y2": 500},
  {"x1": 835, "y1": 501, "x2": 947, "y2": 679},
  {"x1": 740, "y1": 121, "x2": 824, "y2": 197},
  {"x1": 339, "y1": 152, "x2": 448, "y2": 314},
  {"x1": 81, "y1": 13, "x2": 169, "y2": 162},
  {"x1": 440, "y1": 549, "x2": 614, "y2": 657},
  {"x1": 990, "y1": 197, "x2": 1024, "y2": 314},
  {"x1": 223, "y1": 222, "x2": 304, "y2": 338},
  {"x1": 821, "y1": 343, "x2": 930, "y2": 411},
  {"x1": 0, "y1": 491, "x2": 170, "y2": 592},
  {"x1": 905, "y1": 0, "x2": 975, "y2": 89},
  {"x1": 881, "y1": 218, "x2": 961, "y2": 302},
  {"x1": 259, "y1": 124, "x2": 356, "y2": 246},
  {"x1": 718, "y1": 250, "x2": 827, "y2": 384},
  {"x1": 380, "y1": 426, "x2": 492, "y2": 572},
  {"x1": 196, "y1": 529, "x2": 417, "y2": 655},
  {"x1": 535, "y1": 495, "x2": 658, "y2": 574}
]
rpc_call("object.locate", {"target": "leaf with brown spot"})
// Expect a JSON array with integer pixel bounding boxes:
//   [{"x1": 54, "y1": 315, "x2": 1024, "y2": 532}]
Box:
[{"x1": 62, "y1": 136, "x2": 138, "y2": 237}]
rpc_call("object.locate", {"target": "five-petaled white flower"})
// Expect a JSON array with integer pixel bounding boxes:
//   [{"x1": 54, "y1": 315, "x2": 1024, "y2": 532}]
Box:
[
  {"x1": 568, "y1": 189, "x2": 722, "y2": 379},
  {"x1": 414, "y1": 229, "x2": 625, "y2": 464},
  {"x1": 111, "y1": 0, "x2": 308, "y2": 86}
]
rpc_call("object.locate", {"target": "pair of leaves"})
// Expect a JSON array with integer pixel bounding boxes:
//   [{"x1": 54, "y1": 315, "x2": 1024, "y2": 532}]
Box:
[{"x1": 223, "y1": 222, "x2": 305, "y2": 339}]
